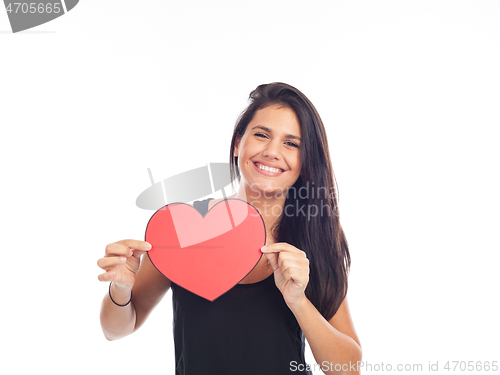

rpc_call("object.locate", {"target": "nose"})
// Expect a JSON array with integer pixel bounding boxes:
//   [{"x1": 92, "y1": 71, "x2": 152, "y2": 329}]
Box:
[{"x1": 262, "y1": 139, "x2": 281, "y2": 160}]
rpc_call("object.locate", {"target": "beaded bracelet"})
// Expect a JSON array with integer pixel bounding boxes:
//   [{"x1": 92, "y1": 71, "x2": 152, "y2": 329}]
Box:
[{"x1": 108, "y1": 282, "x2": 132, "y2": 307}]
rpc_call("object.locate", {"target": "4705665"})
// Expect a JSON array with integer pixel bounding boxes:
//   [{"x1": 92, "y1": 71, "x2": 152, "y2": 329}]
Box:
[{"x1": 6, "y1": 2, "x2": 62, "y2": 14}]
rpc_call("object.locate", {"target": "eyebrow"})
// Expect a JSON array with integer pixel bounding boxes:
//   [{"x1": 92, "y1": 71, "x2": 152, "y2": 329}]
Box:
[{"x1": 251, "y1": 125, "x2": 302, "y2": 141}]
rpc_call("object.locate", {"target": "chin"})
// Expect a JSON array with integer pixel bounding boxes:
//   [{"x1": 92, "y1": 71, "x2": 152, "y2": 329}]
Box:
[{"x1": 245, "y1": 181, "x2": 288, "y2": 199}]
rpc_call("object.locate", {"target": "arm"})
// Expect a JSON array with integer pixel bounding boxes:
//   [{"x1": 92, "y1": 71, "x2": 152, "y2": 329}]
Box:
[
  {"x1": 98, "y1": 239, "x2": 171, "y2": 341},
  {"x1": 289, "y1": 296, "x2": 362, "y2": 375},
  {"x1": 261, "y1": 243, "x2": 362, "y2": 374}
]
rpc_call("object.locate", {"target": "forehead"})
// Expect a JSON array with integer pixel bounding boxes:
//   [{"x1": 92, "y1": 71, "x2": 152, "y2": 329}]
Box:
[{"x1": 248, "y1": 104, "x2": 301, "y2": 136}]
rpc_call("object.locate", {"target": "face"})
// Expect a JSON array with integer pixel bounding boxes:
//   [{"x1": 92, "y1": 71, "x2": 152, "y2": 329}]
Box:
[{"x1": 234, "y1": 104, "x2": 302, "y2": 198}]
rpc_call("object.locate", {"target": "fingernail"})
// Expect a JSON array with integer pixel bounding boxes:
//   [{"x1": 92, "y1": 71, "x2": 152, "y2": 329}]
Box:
[
  {"x1": 261, "y1": 245, "x2": 267, "y2": 252},
  {"x1": 120, "y1": 257, "x2": 127, "y2": 263},
  {"x1": 145, "y1": 242, "x2": 152, "y2": 250},
  {"x1": 109, "y1": 271, "x2": 116, "y2": 278}
]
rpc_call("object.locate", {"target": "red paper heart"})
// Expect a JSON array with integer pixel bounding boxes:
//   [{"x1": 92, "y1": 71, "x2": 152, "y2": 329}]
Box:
[{"x1": 145, "y1": 199, "x2": 265, "y2": 301}]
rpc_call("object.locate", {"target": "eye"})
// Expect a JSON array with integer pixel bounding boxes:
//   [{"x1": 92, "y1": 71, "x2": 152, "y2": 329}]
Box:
[
  {"x1": 254, "y1": 132, "x2": 268, "y2": 139},
  {"x1": 285, "y1": 141, "x2": 299, "y2": 148}
]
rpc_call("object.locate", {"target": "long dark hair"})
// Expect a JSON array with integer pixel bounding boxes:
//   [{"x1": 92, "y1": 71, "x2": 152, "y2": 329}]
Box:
[{"x1": 229, "y1": 82, "x2": 350, "y2": 321}]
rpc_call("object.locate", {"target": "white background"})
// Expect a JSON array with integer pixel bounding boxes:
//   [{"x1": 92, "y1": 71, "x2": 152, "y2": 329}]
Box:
[{"x1": 1, "y1": 0, "x2": 499, "y2": 374}]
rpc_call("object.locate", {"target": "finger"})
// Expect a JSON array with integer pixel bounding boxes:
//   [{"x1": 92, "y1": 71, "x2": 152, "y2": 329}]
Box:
[
  {"x1": 97, "y1": 256, "x2": 127, "y2": 270},
  {"x1": 278, "y1": 257, "x2": 305, "y2": 275},
  {"x1": 117, "y1": 239, "x2": 152, "y2": 252},
  {"x1": 282, "y1": 267, "x2": 308, "y2": 286},
  {"x1": 261, "y1": 243, "x2": 305, "y2": 255},
  {"x1": 276, "y1": 251, "x2": 307, "y2": 267},
  {"x1": 130, "y1": 248, "x2": 149, "y2": 260},
  {"x1": 105, "y1": 240, "x2": 151, "y2": 257},
  {"x1": 97, "y1": 270, "x2": 116, "y2": 282},
  {"x1": 262, "y1": 251, "x2": 279, "y2": 272},
  {"x1": 105, "y1": 243, "x2": 133, "y2": 257}
]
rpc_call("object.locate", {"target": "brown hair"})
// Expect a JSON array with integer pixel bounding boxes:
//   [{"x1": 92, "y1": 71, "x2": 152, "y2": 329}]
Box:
[{"x1": 229, "y1": 82, "x2": 351, "y2": 320}]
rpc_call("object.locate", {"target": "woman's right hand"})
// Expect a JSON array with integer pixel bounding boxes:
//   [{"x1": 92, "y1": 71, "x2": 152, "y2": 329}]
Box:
[{"x1": 97, "y1": 239, "x2": 152, "y2": 289}]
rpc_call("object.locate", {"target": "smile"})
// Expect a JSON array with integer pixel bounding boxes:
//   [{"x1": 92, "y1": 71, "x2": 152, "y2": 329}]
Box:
[{"x1": 253, "y1": 162, "x2": 285, "y2": 176}]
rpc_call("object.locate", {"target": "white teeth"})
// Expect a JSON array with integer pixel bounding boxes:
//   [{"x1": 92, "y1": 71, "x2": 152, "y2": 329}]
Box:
[{"x1": 258, "y1": 164, "x2": 282, "y2": 173}]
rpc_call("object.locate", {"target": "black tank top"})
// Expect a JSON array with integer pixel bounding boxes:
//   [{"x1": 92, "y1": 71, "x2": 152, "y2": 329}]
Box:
[{"x1": 171, "y1": 198, "x2": 312, "y2": 375}]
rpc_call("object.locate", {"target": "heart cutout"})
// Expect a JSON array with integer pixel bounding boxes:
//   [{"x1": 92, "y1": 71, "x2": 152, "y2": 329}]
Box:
[{"x1": 145, "y1": 199, "x2": 265, "y2": 301}]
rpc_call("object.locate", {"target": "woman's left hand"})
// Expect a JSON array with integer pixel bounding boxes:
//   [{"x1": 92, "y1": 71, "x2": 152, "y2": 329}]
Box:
[{"x1": 261, "y1": 242, "x2": 310, "y2": 308}]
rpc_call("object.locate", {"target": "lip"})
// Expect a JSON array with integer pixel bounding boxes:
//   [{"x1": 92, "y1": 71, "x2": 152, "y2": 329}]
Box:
[
  {"x1": 253, "y1": 160, "x2": 285, "y2": 170},
  {"x1": 252, "y1": 161, "x2": 285, "y2": 177}
]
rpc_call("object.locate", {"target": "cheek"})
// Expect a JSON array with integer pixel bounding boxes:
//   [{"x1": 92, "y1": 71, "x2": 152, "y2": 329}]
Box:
[
  {"x1": 293, "y1": 154, "x2": 302, "y2": 173},
  {"x1": 240, "y1": 141, "x2": 259, "y2": 160}
]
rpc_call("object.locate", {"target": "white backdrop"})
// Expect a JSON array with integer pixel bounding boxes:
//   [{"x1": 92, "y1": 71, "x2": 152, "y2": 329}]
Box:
[{"x1": 1, "y1": 1, "x2": 499, "y2": 374}]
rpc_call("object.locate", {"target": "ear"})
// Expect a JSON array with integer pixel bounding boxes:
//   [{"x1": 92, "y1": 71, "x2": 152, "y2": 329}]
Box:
[{"x1": 234, "y1": 138, "x2": 241, "y2": 157}]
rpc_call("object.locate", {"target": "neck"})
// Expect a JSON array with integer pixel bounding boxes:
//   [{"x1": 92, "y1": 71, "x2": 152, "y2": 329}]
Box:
[{"x1": 233, "y1": 184, "x2": 287, "y2": 239}]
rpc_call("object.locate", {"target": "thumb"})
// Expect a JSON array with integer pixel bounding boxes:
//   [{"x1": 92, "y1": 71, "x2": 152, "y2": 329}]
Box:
[
  {"x1": 262, "y1": 251, "x2": 279, "y2": 272},
  {"x1": 131, "y1": 249, "x2": 147, "y2": 259}
]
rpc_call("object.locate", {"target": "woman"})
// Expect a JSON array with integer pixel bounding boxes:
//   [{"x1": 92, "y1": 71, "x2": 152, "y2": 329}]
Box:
[{"x1": 98, "y1": 82, "x2": 362, "y2": 374}]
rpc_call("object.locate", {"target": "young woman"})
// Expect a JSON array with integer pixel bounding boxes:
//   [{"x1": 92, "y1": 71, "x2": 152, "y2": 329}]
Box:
[{"x1": 98, "y1": 82, "x2": 362, "y2": 374}]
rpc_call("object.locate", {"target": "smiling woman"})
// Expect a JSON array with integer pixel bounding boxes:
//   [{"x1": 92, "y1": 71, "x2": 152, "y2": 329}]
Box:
[
  {"x1": 229, "y1": 83, "x2": 355, "y2": 322},
  {"x1": 234, "y1": 104, "x2": 302, "y2": 197},
  {"x1": 98, "y1": 82, "x2": 362, "y2": 375}
]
